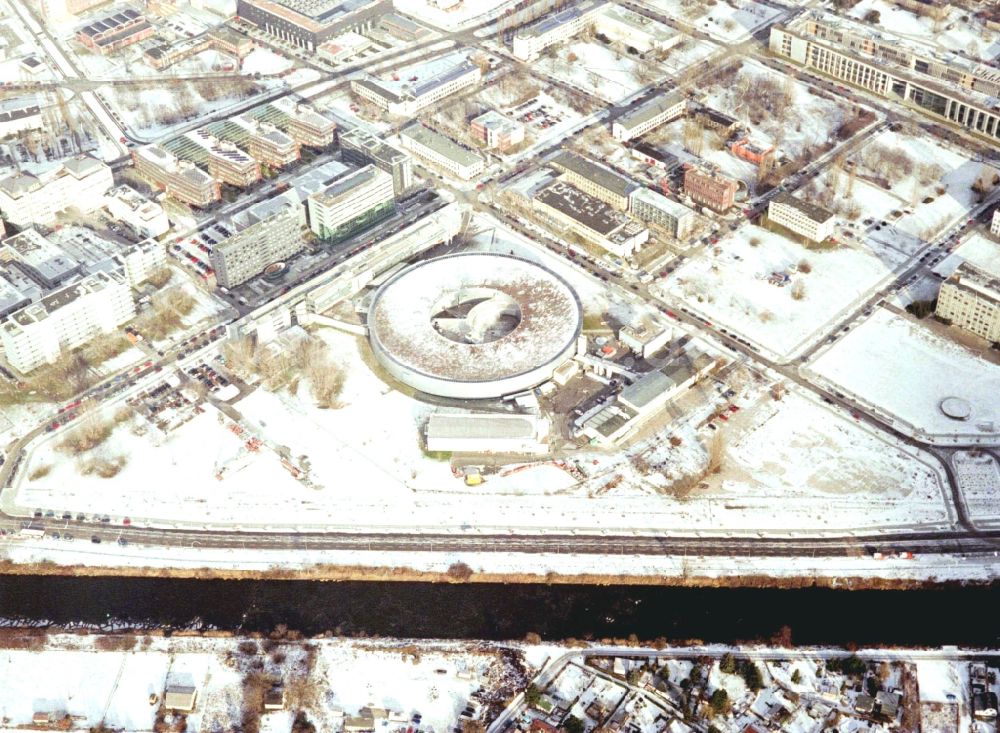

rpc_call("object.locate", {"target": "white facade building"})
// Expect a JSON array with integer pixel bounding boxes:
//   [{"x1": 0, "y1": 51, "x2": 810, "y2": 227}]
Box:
[
  {"x1": 629, "y1": 187, "x2": 695, "y2": 240},
  {"x1": 595, "y1": 4, "x2": 682, "y2": 55},
  {"x1": 936, "y1": 262, "x2": 1000, "y2": 344},
  {"x1": 351, "y1": 60, "x2": 481, "y2": 117},
  {"x1": 512, "y1": 0, "x2": 606, "y2": 61},
  {"x1": 425, "y1": 412, "x2": 550, "y2": 454},
  {"x1": 105, "y1": 185, "x2": 170, "y2": 239},
  {"x1": 612, "y1": 92, "x2": 686, "y2": 142},
  {"x1": 0, "y1": 155, "x2": 113, "y2": 228},
  {"x1": 992, "y1": 208, "x2": 1000, "y2": 238},
  {"x1": 0, "y1": 269, "x2": 135, "y2": 373},
  {"x1": 118, "y1": 238, "x2": 167, "y2": 288},
  {"x1": 399, "y1": 124, "x2": 485, "y2": 181},
  {"x1": 768, "y1": 192, "x2": 836, "y2": 243},
  {"x1": 307, "y1": 165, "x2": 395, "y2": 242}
]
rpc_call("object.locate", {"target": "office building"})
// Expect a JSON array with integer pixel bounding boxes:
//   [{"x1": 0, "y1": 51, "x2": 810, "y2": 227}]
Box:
[
  {"x1": 267, "y1": 98, "x2": 337, "y2": 148},
  {"x1": 0, "y1": 273, "x2": 30, "y2": 320},
  {"x1": 132, "y1": 145, "x2": 221, "y2": 207},
  {"x1": 767, "y1": 192, "x2": 835, "y2": 243},
  {"x1": 0, "y1": 96, "x2": 43, "y2": 139},
  {"x1": 512, "y1": 0, "x2": 606, "y2": 61},
  {"x1": 470, "y1": 110, "x2": 525, "y2": 151},
  {"x1": 399, "y1": 124, "x2": 485, "y2": 181},
  {"x1": 0, "y1": 229, "x2": 82, "y2": 289},
  {"x1": 550, "y1": 150, "x2": 638, "y2": 211},
  {"x1": 104, "y1": 185, "x2": 170, "y2": 239},
  {"x1": 683, "y1": 167, "x2": 738, "y2": 213},
  {"x1": 533, "y1": 180, "x2": 648, "y2": 258},
  {"x1": 307, "y1": 164, "x2": 394, "y2": 242},
  {"x1": 318, "y1": 30, "x2": 372, "y2": 63},
  {"x1": 936, "y1": 262, "x2": 1000, "y2": 343},
  {"x1": 339, "y1": 127, "x2": 412, "y2": 195},
  {"x1": 0, "y1": 155, "x2": 113, "y2": 228},
  {"x1": 351, "y1": 60, "x2": 481, "y2": 117},
  {"x1": 76, "y1": 8, "x2": 154, "y2": 55},
  {"x1": 144, "y1": 28, "x2": 254, "y2": 71},
  {"x1": 227, "y1": 114, "x2": 300, "y2": 168},
  {"x1": 770, "y1": 20, "x2": 1000, "y2": 143},
  {"x1": 236, "y1": 0, "x2": 384, "y2": 50},
  {"x1": 612, "y1": 92, "x2": 686, "y2": 142},
  {"x1": 211, "y1": 206, "x2": 304, "y2": 288},
  {"x1": 991, "y1": 209, "x2": 1000, "y2": 238},
  {"x1": 595, "y1": 4, "x2": 682, "y2": 55},
  {"x1": 0, "y1": 270, "x2": 135, "y2": 373},
  {"x1": 629, "y1": 187, "x2": 695, "y2": 240},
  {"x1": 117, "y1": 238, "x2": 167, "y2": 288}
]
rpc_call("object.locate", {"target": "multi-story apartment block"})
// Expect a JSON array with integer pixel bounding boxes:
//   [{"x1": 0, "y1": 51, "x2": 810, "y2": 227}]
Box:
[
  {"x1": 211, "y1": 206, "x2": 304, "y2": 288},
  {"x1": 0, "y1": 270, "x2": 135, "y2": 373},
  {"x1": 76, "y1": 8, "x2": 154, "y2": 55},
  {"x1": 767, "y1": 192, "x2": 836, "y2": 243},
  {"x1": 936, "y1": 262, "x2": 1000, "y2": 343},
  {"x1": 770, "y1": 21, "x2": 1000, "y2": 143},
  {"x1": 512, "y1": 0, "x2": 606, "y2": 61},
  {"x1": 104, "y1": 186, "x2": 170, "y2": 239},
  {"x1": 991, "y1": 209, "x2": 1000, "y2": 239},
  {"x1": 269, "y1": 98, "x2": 337, "y2": 148},
  {"x1": 470, "y1": 111, "x2": 525, "y2": 152},
  {"x1": 1, "y1": 229, "x2": 82, "y2": 290},
  {"x1": 612, "y1": 92, "x2": 686, "y2": 142},
  {"x1": 117, "y1": 238, "x2": 167, "y2": 288},
  {"x1": 339, "y1": 127, "x2": 412, "y2": 195},
  {"x1": 629, "y1": 188, "x2": 695, "y2": 240},
  {"x1": 236, "y1": 0, "x2": 383, "y2": 50},
  {"x1": 683, "y1": 167, "x2": 738, "y2": 213},
  {"x1": 132, "y1": 145, "x2": 221, "y2": 208},
  {"x1": 399, "y1": 124, "x2": 485, "y2": 181},
  {"x1": 0, "y1": 155, "x2": 113, "y2": 228},
  {"x1": 351, "y1": 60, "x2": 481, "y2": 117},
  {"x1": 533, "y1": 180, "x2": 648, "y2": 258},
  {"x1": 550, "y1": 150, "x2": 638, "y2": 211},
  {"x1": 307, "y1": 165, "x2": 395, "y2": 242}
]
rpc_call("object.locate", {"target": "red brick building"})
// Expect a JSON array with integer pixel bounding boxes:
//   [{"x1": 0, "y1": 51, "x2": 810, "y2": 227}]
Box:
[{"x1": 683, "y1": 167, "x2": 738, "y2": 213}]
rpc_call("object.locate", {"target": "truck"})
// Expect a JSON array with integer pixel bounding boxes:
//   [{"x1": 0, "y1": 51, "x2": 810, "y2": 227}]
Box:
[{"x1": 20, "y1": 526, "x2": 45, "y2": 538}]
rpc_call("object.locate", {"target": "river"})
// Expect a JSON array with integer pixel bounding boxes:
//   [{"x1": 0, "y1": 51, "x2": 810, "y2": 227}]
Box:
[{"x1": 0, "y1": 577, "x2": 997, "y2": 646}]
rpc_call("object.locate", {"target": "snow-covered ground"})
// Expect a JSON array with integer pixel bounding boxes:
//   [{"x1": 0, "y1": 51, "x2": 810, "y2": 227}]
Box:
[
  {"x1": 640, "y1": 0, "x2": 784, "y2": 43},
  {"x1": 810, "y1": 308, "x2": 1000, "y2": 440},
  {"x1": 655, "y1": 224, "x2": 893, "y2": 360},
  {"x1": 933, "y1": 233, "x2": 1000, "y2": 279},
  {"x1": 533, "y1": 40, "x2": 660, "y2": 104}
]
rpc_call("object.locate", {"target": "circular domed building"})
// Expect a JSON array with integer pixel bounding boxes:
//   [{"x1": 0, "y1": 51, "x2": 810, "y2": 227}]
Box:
[{"x1": 367, "y1": 253, "x2": 583, "y2": 399}]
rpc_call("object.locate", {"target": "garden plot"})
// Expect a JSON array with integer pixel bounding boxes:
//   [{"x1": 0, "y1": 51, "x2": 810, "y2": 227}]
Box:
[
  {"x1": 641, "y1": 0, "x2": 784, "y2": 43},
  {"x1": 700, "y1": 59, "x2": 851, "y2": 160},
  {"x1": 656, "y1": 224, "x2": 892, "y2": 360},
  {"x1": 800, "y1": 129, "x2": 995, "y2": 242},
  {"x1": 533, "y1": 40, "x2": 663, "y2": 104},
  {"x1": 811, "y1": 308, "x2": 1000, "y2": 438},
  {"x1": 846, "y1": 0, "x2": 1000, "y2": 63}
]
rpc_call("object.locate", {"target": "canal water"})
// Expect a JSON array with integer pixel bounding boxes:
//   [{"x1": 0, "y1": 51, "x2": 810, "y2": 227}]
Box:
[{"x1": 0, "y1": 577, "x2": 997, "y2": 646}]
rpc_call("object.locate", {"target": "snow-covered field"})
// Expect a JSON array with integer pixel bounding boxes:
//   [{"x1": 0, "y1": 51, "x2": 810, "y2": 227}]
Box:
[
  {"x1": 640, "y1": 0, "x2": 784, "y2": 43},
  {"x1": 656, "y1": 224, "x2": 893, "y2": 360},
  {"x1": 533, "y1": 40, "x2": 658, "y2": 104},
  {"x1": 811, "y1": 308, "x2": 1000, "y2": 439}
]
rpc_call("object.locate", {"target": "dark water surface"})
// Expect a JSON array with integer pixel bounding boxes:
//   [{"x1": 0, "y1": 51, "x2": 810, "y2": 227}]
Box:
[{"x1": 0, "y1": 576, "x2": 997, "y2": 646}]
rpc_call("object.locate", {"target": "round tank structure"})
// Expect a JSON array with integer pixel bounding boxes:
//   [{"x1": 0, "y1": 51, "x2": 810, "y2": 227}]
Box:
[{"x1": 367, "y1": 253, "x2": 583, "y2": 399}]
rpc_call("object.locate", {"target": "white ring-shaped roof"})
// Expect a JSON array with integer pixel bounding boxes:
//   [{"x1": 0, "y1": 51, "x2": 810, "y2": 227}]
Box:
[{"x1": 368, "y1": 253, "x2": 582, "y2": 389}]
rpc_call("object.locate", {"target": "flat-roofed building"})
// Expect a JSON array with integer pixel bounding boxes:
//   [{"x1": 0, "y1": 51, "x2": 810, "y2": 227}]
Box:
[
  {"x1": 533, "y1": 180, "x2": 648, "y2": 258},
  {"x1": 683, "y1": 167, "x2": 738, "y2": 213},
  {"x1": 228, "y1": 114, "x2": 300, "y2": 168},
  {"x1": 629, "y1": 187, "x2": 695, "y2": 240},
  {"x1": 991, "y1": 208, "x2": 1000, "y2": 238},
  {"x1": 0, "y1": 229, "x2": 82, "y2": 289},
  {"x1": 612, "y1": 92, "x2": 686, "y2": 142},
  {"x1": 0, "y1": 96, "x2": 43, "y2": 139},
  {"x1": 619, "y1": 322, "x2": 670, "y2": 358},
  {"x1": 470, "y1": 110, "x2": 525, "y2": 151},
  {"x1": 211, "y1": 205, "x2": 304, "y2": 288},
  {"x1": 339, "y1": 127, "x2": 412, "y2": 194},
  {"x1": 550, "y1": 150, "x2": 638, "y2": 211},
  {"x1": 318, "y1": 30, "x2": 372, "y2": 63},
  {"x1": 307, "y1": 164, "x2": 394, "y2": 242},
  {"x1": 379, "y1": 12, "x2": 430, "y2": 41},
  {"x1": 768, "y1": 192, "x2": 835, "y2": 243},
  {"x1": 351, "y1": 60, "x2": 481, "y2": 117},
  {"x1": 76, "y1": 8, "x2": 154, "y2": 55},
  {"x1": 236, "y1": 0, "x2": 384, "y2": 50},
  {"x1": 183, "y1": 130, "x2": 261, "y2": 187},
  {"x1": 269, "y1": 98, "x2": 337, "y2": 148},
  {"x1": 0, "y1": 154, "x2": 113, "y2": 228},
  {"x1": 132, "y1": 145, "x2": 221, "y2": 208},
  {"x1": 425, "y1": 412, "x2": 550, "y2": 454},
  {"x1": 104, "y1": 185, "x2": 170, "y2": 239},
  {"x1": 117, "y1": 238, "x2": 166, "y2": 288},
  {"x1": 512, "y1": 0, "x2": 606, "y2": 61},
  {"x1": 399, "y1": 123, "x2": 485, "y2": 181},
  {"x1": 595, "y1": 3, "x2": 682, "y2": 55},
  {"x1": 0, "y1": 269, "x2": 135, "y2": 373},
  {"x1": 208, "y1": 26, "x2": 254, "y2": 57},
  {"x1": 936, "y1": 262, "x2": 1000, "y2": 343},
  {"x1": 164, "y1": 686, "x2": 198, "y2": 713}
]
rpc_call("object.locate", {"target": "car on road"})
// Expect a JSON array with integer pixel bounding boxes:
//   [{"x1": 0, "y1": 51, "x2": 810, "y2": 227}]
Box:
[{"x1": 91, "y1": 535, "x2": 101, "y2": 543}]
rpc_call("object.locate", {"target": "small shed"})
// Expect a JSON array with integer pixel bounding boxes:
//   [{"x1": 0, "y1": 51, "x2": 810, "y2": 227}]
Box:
[{"x1": 165, "y1": 685, "x2": 198, "y2": 713}]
